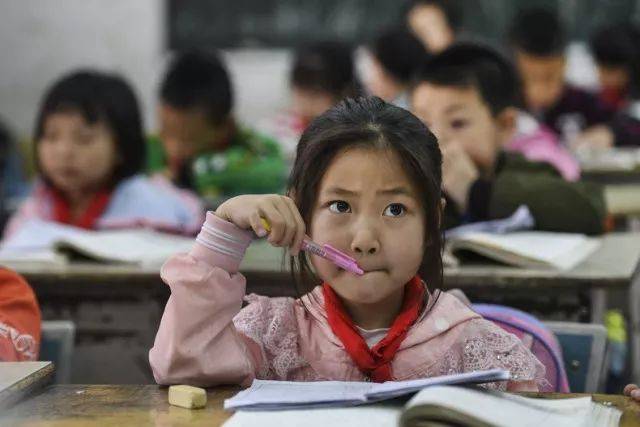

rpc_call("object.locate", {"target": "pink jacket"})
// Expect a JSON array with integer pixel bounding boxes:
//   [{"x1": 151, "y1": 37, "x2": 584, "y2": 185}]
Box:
[
  {"x1": 149, "y1": 213, "x2": 545, "y2": 391},
  {"x1": 506, "y1": 113, "x2": 580, "y2": 181}
]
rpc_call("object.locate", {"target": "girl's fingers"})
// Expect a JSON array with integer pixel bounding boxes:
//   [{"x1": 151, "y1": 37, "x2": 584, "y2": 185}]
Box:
[
  {"x1": 624, "y1": 384, "x2": 639, "y2": 396},
  {"x1": 259, "y1": 203, "x2": 285, "y2": 245},
  {"x1": 249, "y1": 211, "x2": 268, "y2": 237},
  {"x1": 284, "y1": 197, "x2": 306, "y2": 255},
  {"x1": 270, "y1": 198, "x2": 297, "y2": 249},
  {"x1": 248, "y1": 196, "x2": 305, "y2": 253},
  {"x1": 625, "y1": 384, "x2": 640, "y2": 401}
]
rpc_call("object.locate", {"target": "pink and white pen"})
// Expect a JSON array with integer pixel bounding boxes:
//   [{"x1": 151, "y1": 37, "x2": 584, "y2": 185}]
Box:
[{"x1": 260, "y1": 218, "x2": 363, "y2": 275}]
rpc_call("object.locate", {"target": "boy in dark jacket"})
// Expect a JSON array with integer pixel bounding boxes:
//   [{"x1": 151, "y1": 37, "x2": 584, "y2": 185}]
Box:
[{"x1": 411, "y1": 43, "x2": 606, "y2": 234}]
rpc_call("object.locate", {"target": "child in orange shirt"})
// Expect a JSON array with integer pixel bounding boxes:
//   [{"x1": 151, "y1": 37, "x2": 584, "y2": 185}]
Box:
[{"x1": 0, "y1": 268, "x2": 40, "y2": 361}]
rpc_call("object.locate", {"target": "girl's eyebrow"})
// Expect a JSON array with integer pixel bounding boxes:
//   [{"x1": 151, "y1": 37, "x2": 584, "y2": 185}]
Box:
[
  {"x1": 378, "y1": 187, "x2": 414, "y2": 197},
  {"x1": 323, "y1": 186, "x2": 415, "y2": 197},
  {"x1": 323, "y1": 187, "x2": 357, "y2": 196}
]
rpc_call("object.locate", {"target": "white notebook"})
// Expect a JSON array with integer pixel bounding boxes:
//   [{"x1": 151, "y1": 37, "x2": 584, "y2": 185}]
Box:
[
  {"x1": 224, "y1": 369, "x2": 510, "y2": 411},
  {"x1": 225, "y1": 385, "x2": 621, "y2": 427},
  {"x1": 445, "y1": 231, "x2": 601, "y2": 271},
  {"x1": 0, "y1": 220, "x2": 194, "y2": 267}
]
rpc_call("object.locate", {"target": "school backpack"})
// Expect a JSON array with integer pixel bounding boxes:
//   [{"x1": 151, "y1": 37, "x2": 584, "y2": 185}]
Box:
[{"x1": 472, "y1": 303, "x2": 570, "y2": 392}]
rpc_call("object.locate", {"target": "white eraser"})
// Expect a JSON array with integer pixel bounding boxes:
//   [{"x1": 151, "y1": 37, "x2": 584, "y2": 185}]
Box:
[{"x1": 168, "y1": 385, "x2": 207, "y2": 409}]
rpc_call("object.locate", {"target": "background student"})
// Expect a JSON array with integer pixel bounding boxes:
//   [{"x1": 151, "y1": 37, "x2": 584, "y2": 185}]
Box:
[
  {"x1": 404, "y1": 0, "x2": 461, "y2": 53},
  {"x1": 410, "y1": 43, "x2": 606, "y2": 234},
  {"x1": 365, "y1": 28, "x2": 427, "y2": 109},
  {"x1": 590, "y1": 24, "x2": 640, "y2": 148},
  {"x1": 590, "y1": 24, "x2": 640, "y2": 113},
  {"x1": 150, "y1": 50, "x2": 287, "y2": 204},
  {"x1": 4, "y1": 70, "x2": 204, "y2": 240},
  {"x1": 259, "y1": 40, "x2": 363, "y2": 159},
  {"x1": 508, "y1": 8, "x2": 614, "y2": 144}
]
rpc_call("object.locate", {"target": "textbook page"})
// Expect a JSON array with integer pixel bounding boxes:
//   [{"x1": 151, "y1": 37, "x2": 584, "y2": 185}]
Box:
[
  {"x1": 448, "y1": 232, "x2": 600, "y2": 270},
  {"x1": 224, "y1": 369, "x2": 509, "y2": 411},
  {"x1": 400, "y1": 386, "x2": 620, "y2": 427},
  {"x1": 224, "y1": 405, "x2": 401, "y2": 427},
  {"x1": 54, "y1": 228, "x2": 194, "y2": 266},
  {"x1": 365, "y1": 369, "x2": 510, "y2": 400},
  {"x1": 224, "y1": 380, "x2": 375, "y2": 410},
  {"x1": 0, "y1": 219, "x2": 194, "y2": 266}
]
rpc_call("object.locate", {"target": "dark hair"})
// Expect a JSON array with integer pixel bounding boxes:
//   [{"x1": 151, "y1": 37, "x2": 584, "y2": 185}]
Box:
[
  {"x1": 405, "y1": 0, "x2": 463, "y2": 32},
  {"x1": 371, "y1": 28, "x2": 428, "y2": 84},
  {"x1": 34, "y1": 70, "x2": 145, "y2": 184},
  {"x1": 160, "y1": 50, "x2": 233, "y2": 125},
  {"x1": 413, "y1": 43, "x2": 521, "y2": 115},
  {"x1": 591, "y1": 24, "x2": 640, "y2": 70},
  {"x1": 288, "y1": 96, "x2": 443, "y2": 295},
  {"x1": 291, "y1": 41, "x2": 362, "y2": 99},
  {"x1": 509, "y1": 8, "x2": 566, "y2": 56}
]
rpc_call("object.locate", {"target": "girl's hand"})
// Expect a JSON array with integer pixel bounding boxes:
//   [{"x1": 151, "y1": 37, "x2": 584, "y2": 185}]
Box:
[
  {"x1": 441, "y1": 141, "x2": 479, "y2": 211},
  {"x1": 624, "y1": 384, "x2": 640, "y2": 401},
  {"x1": 215, "y1": 194, "x2": 306, "y2": 255}
]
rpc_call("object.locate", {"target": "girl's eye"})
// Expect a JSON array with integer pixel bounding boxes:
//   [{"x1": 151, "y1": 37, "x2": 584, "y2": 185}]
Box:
[
  {"x1": 383, "y1": 203, "x2": 405, "y2": 217},
  {"x1": 451, "y1": 119, "x2": 468, "y2": 130},
  {"x1": 328, "y1": 200, "x2": 351, "y2": 214}
]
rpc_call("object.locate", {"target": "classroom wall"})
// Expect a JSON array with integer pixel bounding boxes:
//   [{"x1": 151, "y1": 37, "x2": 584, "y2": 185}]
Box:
[{"x1": 0, "y1": 0, "x2": 290, "y2": 138}]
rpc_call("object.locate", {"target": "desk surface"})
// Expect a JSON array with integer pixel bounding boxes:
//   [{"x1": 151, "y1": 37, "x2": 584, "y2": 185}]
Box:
[
  {"x1": 605, "y1": 184, "x2": 640, "y2": 216},
  {"x1": 580, "y1": 148, "x2": 640, "y2": 184},
  {"x1": 2, "y1": 385, "x2": 640, "y2": 427},
  {"x1": 13, "y1": 232, "x2": 640, "y2": 295}
]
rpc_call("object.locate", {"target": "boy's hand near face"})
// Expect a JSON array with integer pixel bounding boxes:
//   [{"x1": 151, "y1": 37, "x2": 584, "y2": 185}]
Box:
[{"x1": 441, "y1": 141, "x2": 479, "y2": 211}]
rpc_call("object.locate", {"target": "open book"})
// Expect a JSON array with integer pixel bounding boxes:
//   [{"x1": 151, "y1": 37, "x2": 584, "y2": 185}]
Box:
[
  {"x1": 225, "y1": 385, "x2": 621, "y2": 427},
  {"x1": 224, "y1": 369, "x2": 510, "y2": 411},
  {"x1": 444, "y1": 231, "x2": 601, "y2": 271},
  {"x1": 0, "y1": 220, "x2": 194, "y2": 267}
]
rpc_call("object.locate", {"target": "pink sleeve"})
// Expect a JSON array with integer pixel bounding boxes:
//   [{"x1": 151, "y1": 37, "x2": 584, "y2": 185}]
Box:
[{"x1": 148, "y1": 212, "x2": 263, "y2": 387}]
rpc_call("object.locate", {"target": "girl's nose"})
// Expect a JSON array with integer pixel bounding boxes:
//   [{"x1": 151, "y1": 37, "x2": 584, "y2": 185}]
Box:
[
  {"x1": 55, "y1": 139, "x2": 74, "y2": 156},
  {"x1": 350, "y1": 227, "x2": 380, "y2": 256}
]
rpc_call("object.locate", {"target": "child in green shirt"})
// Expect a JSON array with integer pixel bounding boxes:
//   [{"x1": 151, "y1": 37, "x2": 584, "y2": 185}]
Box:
[{"x1": 150, "y1": 51, "x2": 287, "y2": 205}]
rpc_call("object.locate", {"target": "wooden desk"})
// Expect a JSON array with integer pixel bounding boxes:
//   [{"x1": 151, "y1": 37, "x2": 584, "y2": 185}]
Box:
[
  {"x1": 12, "y1": 233, "x2": 640, "y2": 295},
  {"x1": 0, "y1": 362, "x2": 54, "y2": 408},
  {"x1": 580, "y1": 148, "x2": 640, "y2": 185},
  {"x1": 2, "y1": 385, "x2": 640, "y2": 427},
  {"x1": 8, "y1": 233, "x2": 640, "y2": 383}
]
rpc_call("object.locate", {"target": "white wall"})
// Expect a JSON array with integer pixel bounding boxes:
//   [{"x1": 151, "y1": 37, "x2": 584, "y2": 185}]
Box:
[{"x1": 0, "y1": 0, "x2": 291, "y2": 138}]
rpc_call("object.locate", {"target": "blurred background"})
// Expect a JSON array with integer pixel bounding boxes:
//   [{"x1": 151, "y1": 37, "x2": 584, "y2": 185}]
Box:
[{"x1": 1, "y1": 0, "x2": 639, "y2": 139}]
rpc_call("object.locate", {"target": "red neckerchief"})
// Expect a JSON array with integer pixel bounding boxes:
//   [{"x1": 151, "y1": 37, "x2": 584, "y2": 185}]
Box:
[
  {"x1": 322, "y1": 276, "x2": 425, "y2": 382},
  {"x1": 51, "y1": 188, "x2": 112, "y2": 229}
]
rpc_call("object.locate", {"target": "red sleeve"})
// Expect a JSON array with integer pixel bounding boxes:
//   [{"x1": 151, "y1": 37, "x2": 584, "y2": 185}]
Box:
[{"x1": 0, "y1": 269, "x2": 41, "y2": 361}]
